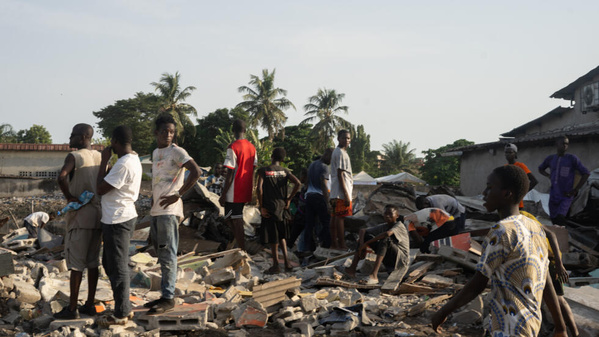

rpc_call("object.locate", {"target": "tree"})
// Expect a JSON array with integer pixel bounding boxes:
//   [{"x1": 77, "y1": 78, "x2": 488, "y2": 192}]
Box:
[
  {"x1": 273, "y1": 124, "x2": 315, "y2": 174},
  {"x1": 237, "y1": 69, "x2": 295, "y2": 141},
  {"x1": 186, "y1": 107, "x2": 249, "y2": 168},
  {"x1": 17, "y1": 124, "x2": 52, "y2": 144},
  {"x1": 93, "y1": 92, "x2": 162, "y2": 154},
  {"x1": 301, "y1": 88, "x2": 350, "y2": 152},
  {"x1": 381, "y1": 140, "x2": 418, "y2": 175},
  {"x1": 420, "y1": 139, "x2": 474, "y2": 186},
  {"x1": 347, "y1": 125, "x2": 370, "y2": 173},
  {"x1": 0, "y1": 124, "x2": 17, "y2": 143},
  {"x1": 151, "y1": 71, "x2": 197, "y2": 145}
]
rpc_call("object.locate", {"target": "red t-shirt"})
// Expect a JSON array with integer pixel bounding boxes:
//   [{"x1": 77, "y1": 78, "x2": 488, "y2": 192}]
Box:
[{"x1": 223, "y1": 139, "x2": 257, "y2": 203}]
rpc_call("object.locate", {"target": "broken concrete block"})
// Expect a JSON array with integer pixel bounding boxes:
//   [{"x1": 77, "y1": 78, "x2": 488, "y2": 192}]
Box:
[
  {"x1": 147, "y1": 271, "x2": 162, "y2": 291},
  {"x1": 330, "y1": 315, "x2": 359, "y2": 331},
  {"x1": 562, "y1": 253, "x2": 599, "y2": 270},
  {"x1": 2, "y1": 275, "x2": 14, "y2": 291},
  {"x1": 221, "y1": 286, "x2": 242, "y2": 303},
  {"x1": 137, "y1": 302, "x2": 211, "y2": 331},
  {"x1": 421, "y1": 274, "x2": 454, "y2": 287},
  {"x1": 49, "y1": 259, "x2": 68, "y2": 273},
  {"x1": 300, "y1": 295, "x2": 319, "y2": 313},
  {"x1": 49, "y1": 317, "x2": 95, "y2": 330},
  {"x1": 283, "y1": 312, "x2": 304, "y2": 323},
  {"x1": 205, "y1": 267, "x2": 236, "y2": 286},
  {"x1": 232, "y1": 300, "x2": 268, "y2": 328},
  {"x1": 12, "y1": 280, "x2": 41, "y2": 304}
]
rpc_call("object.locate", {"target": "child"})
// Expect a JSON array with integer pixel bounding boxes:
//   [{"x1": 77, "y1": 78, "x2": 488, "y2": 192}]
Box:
[
  {"x1": 256, "y1": 148, "x2": 301, "y2": 274},
  {"x1": 403, "y1": 207, "x2": 452, "y2": 253},
  {"x1": 343, "y1": 204, "x2": 410, "y2": 285},
  {"x1": 432, "y1": 165, "x2": 566, "y2": 336}
]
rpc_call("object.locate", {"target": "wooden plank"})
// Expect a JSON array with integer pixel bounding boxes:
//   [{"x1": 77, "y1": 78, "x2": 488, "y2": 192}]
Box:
[
  {"x1": 394, "y1": 282, "x2": 439, "y2": 295},
  {"x1": 381, "y1": 269, "x2": 407, "y2": 292},
  {"x1": 469, "y1": 239, "x2": 482, "y2": 256},
  {"x1": 569, "y1": 238, "x2": 599, "y2": 257},
  {"x1": 437, "y1": 245, "x2": 478, "y2": 271},
  {"x1": 305, "y1": 251, "x2": 355, "y2": 269},
  {"x1": 407, "y1": 294, "x2": 452, "y2": 316},
  {"x1": 144, "y1": 248, "x2": 241, "y2": 272},
  {"x1": 253, "y1": 277, "x2": 301, "y2": 308},
  {"x1": 405, "y1": 261, "x2": 435, "y2": 284},
  {"x1": 314, "y1": 277, "x2": 381, "y2": 290}
]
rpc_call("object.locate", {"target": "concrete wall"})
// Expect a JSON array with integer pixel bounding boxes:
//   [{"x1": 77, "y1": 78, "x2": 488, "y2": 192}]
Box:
[
  {"x1": 0, "y1": 177, "x2": 59, "y2": 198},
  {"x1": 460, "y1": 140, "x2": 599, "y2": 196},
  {"x1": 0, "y1": 150, "x2": 67, "y2": 178}
]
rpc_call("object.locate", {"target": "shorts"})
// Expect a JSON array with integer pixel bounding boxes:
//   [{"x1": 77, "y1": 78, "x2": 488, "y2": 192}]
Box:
[
  {"x1": 331, "y1": 199, "x2": 352, "y2": 217},
  {"x1": 549, "y1": 258, "x2": 564, "y2": 296},
  {"x1": 364, "y1": 232, "x2": 400, "y2": 271},
  {"x1": 225, "y1": 202, "x2": 245, "y2": 220},
  {"x1": 260, "y1": 216, "x2": 289, "y2": 245},
  {"x1": 65, "y1": 227, "x2": 102, "y2": 271}
]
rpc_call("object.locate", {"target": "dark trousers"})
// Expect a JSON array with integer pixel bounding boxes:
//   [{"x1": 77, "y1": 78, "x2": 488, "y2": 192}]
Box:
[
  {"x1": 102, "y1": 218, "x2": 136, "y2": 318},
  {"x1": 304, "y1": 193, "x2": 331, "y2": 249},
  {"x1": 425, "y1": 213, "x2": 466, "y2": 244}
]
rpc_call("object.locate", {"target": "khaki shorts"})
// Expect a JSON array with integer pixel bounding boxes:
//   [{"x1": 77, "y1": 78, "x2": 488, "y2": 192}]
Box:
[{"x1": 65, "y1": 228, "x2": 102, "y2": 271}]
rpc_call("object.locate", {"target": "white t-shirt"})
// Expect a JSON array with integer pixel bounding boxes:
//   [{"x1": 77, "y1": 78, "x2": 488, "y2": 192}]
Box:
[
  {"x1": 24, "y1": 212, "x2": 49, "y2": 227},
  {"x1": 150, "y1": 144, "x2": 192, "y2": 219},
  {"x1": 330, "y1": 147, "x2": 353, "y2": 200},
  {"x1": 101, "y1": 153, "x2": 142, "y2": 224}
]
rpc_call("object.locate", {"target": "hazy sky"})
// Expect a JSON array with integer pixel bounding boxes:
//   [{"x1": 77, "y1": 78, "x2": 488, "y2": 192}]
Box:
[{"x1": 2, "y1": 0, "x2": 598, "y2": 158}]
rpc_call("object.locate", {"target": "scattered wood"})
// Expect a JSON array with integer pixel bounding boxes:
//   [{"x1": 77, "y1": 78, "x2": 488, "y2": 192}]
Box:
[
  {"x1": 407, "y1": 294, "x2": 452, "y2": 316},
  {"x1": 253, "y1": 277, "x2": 301, "y2": 308},
  {"x1": 315, "y1": 277, "x2": 381, "y2": 290},
  {"x1": 394, "y1": 282, "x2": 446, "y2": 295},
  {"x1": 305, "y1": 251, "x2": 354, "y2": 269},
  {"x1": 437, "y1": 245, "x2": 478, "y2": 271},
  {"x1": 145, "y1": 248, "x2": 242, "y2": 272},
  {"x1": 469, "y1": 239, "x2": 482, "y2": 256},
  {"x1": 381, "y1": 269, "x2": 407, "y2": 293},
  {"x1": 569, "y1": 238, "x2": 599, "y2": 257},
  {"x1": 404, "y1": 261, "x2": 435, "y2": 284}
]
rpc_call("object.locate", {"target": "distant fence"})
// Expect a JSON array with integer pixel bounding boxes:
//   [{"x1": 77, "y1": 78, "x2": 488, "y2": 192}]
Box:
[{"x1": 0, "y1": 176, "x2": 59, "y2": 198}]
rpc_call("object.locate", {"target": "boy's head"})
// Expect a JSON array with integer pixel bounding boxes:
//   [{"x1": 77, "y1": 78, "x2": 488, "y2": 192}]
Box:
[
  {"x1": 483, "y1": 165, "x2": 529, "y2": 212},
  {"x1": 112, "y1": 125, "x2": 133, "y2": 147},
  {"x1": 155, "y1": 114, "x2": 176, "y2": 148},
  {"x1": 415, "y1": 195, "x2": 431, "y2": 210},
  {"x1": 556, "y1": 135, "x2": 569, "y2": 155},
  {"x1": 337, "y1": 129, "x2": 351, "y2": 148},
  {"x1": 69, "y1": 123, "x2": 93, "y2": 149},
  {"x1": 272, "y1": 147, "x2": 286, "y2": 162},
  {"x1": 214, "y1": 163, "x2": 224, "y2": 176},
  {"x1": 232, "y1": 119, "x2": 246, "y2": 134},
  {"x1": 48, "y1": 211, "x2": 57, "y2": 221},
  {"x1": 321, "y1": 148, "x2": 334, "y2": 165},
  {"x1": 504, "y1": 143, "x2": 518, "y2": 162},
  {"x1": 383, "y1": 204, "x2": 401, "y2": 224}
]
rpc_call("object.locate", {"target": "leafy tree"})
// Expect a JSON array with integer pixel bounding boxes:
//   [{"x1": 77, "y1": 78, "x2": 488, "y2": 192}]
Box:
[
  {"x1": 0, "y1": 124, "x2": 17, "y2": 143},
  {"x1": 301, "y1": 88, "x2": 350, "y2": 152},
  {"x1": 186, "y1": 107, "x2": 249, "y2": 168},
  {"x1": 93, "y1": 92, "x2": 162, "y2": 154},
  {"x1": 273, "y1": 124, "x2": 315, "y2": 174},
  {"x1": 381, "y1": 140, "x2": 418, "y2": 175},
  {"x1": 347, "y1": 125, "x2": 370, "y2": 173},
  {"x1": 420, "y1": 139, "x2": 474, "y2": 186},
  {"x1": 17, "y1": 124, "x2": 52, "y2": 144},
  {"x1": 237, "y1": 69, "x2": 295, "y2": 141},
  {"x1": 151, "y1": 71, "x2": 197, "y2": 145}
]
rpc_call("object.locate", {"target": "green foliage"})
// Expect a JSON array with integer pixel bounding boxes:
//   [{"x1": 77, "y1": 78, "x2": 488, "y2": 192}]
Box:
[
  {"x1": 420, "y1": 139, "x2": 474, "y2": 186},
  {"x1": 381, "y1": 140, "x2": 418, "y2": 175},
  {"x1": 0, "y1": 124, "x2": 17, "y2": 143},
  {"x1": 301, "y1": 88, "x2": 351, "y2": 153},
  {"x1": 16, "y1": 124, "x2": 52, "y2": 144},
  {"x1": 150, "y1": 71, "x2": 198, "y2": 146},
  {"x1": 93, "y1": 92, "x2": 161, "y2": 154},
  {"x1": 347, "y1": 125, "x2": 370, "y2": 173},
  {"x1": 237, "y1": 69, "x2": 295, "y2": 141},
  {"x1": 273, "y1": 124, "x2": 315, "y2": 174}
]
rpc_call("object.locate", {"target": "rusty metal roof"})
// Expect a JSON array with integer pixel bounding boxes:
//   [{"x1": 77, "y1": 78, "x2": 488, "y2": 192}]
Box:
[{"x1": 0, "y1": 143, "x2": 105, "y2": 151}]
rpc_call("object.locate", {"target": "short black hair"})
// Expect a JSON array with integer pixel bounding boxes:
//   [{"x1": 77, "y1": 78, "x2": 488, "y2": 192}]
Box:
[
  {"x1": 112, "y1": 125, "x2": 133, "y2": 145},
  {"x1": 338, "y1": 129, "x2": 350, "y2": 138},
  {"x1": 415, "y1": 195, "x2": 428, "y2": 210},
  {"x1": 74, "y1": 123, "x2": 94, "y2": 138},
  {"x1": 232, "y1": 119, "x2": 246, "y2": 134},
  {"x1": 492, "y1": 165, "x2": 529, "y2": 204},
  {"x1": 272, "y1": 147, "x2": 286, "y2": 162},
  {"x1": 155, "y1": 114, "x2": 176, "y2": 131},
  {"x1": 384, "y1": 204, "x2": 399, "y2": 213}
]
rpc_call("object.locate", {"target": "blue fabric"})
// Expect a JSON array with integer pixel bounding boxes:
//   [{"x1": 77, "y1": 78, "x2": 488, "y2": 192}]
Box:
[
  {"x1": 539, "y1": 154, "x2": 590, "y2": 218},
  {"x1": 102, "y1": 217, "x2": 136, "y2": 318},
  {"x1": 306, "y1": 160, "x2": 329, "y2": 195},
  {"x1": 151, "y1": 215, "x2": 179, "y2": 299}
]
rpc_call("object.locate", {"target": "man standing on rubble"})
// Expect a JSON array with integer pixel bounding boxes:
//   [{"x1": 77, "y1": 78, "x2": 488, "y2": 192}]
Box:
[
  {"x1": 96, "y1": 125, "x2": 142, "y2": 326},
  {"x1": 219, "y1": 119, "x2": 257, "y2": 251},
  {"x1": 145, "y1": 114, "x2": 200, "y2": 315},
  {"x1": 330, "y1": 130, "x2": 353, "y2": 250},
  {"x1": 55, "y1": 123, "x2": 102, "y2": 320},
  {"x1": 538, "y1": 135, "x2": 590, "y2": 225}
]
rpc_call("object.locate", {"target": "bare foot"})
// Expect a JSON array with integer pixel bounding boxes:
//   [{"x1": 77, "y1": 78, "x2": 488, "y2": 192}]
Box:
[{"x1": 265, "y1": 265, "x2": 281, "y2": 274}]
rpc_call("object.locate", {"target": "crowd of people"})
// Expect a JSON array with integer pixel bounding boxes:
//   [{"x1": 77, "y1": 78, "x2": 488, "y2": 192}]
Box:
[{"x1": 47, "y1": 115, "x2": 590, "y2": 335}]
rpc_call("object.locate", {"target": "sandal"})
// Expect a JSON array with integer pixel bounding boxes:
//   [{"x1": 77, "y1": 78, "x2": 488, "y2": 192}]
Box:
[{"x1": 97, "y1": 314, "x2": 128, "y2": 327}]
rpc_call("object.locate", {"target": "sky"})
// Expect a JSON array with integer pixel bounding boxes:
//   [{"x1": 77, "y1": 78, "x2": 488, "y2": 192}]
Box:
[{"x1": 2, "y1": 0, "x2": 599, "y2": 158}]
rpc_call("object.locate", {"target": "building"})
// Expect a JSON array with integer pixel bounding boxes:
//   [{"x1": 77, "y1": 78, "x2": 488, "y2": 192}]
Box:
[
  {"x1": 0, "y1": 143, "x2": 104, "y2": 197},
  {"x1": 451, "y1": 66, "x2": 599, "y2": 196}
]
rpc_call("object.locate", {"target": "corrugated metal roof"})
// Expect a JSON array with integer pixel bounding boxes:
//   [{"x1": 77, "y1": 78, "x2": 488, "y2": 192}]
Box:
[
  {"x1": 501, "y1": 106, "x2": 571, "y2": 137},
  {"x1": 0, "y1": 143, "x2": 105, "y2": 151},
  {"x1": 551, "y1": 65, "x2": 599, "y2": 100}
]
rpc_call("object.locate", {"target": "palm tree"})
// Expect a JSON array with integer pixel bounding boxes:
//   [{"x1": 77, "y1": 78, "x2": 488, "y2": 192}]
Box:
[
  {"x1": 236, "y1": 69, "x2": 295, "y2": 141},
  {"x1": 381, "y1": 140, "x2": 418, "y2": 175},
  {"x1": 150, "y1": 72, "x2": 197, "y2": 144},
  {"x1": 301, "y1": 88, "x2": 350, "y2": 152}
]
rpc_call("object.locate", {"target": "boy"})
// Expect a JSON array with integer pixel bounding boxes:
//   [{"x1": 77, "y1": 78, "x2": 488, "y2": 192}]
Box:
[
  {"x1": 330, "y1": 130, "x2": 352, "y2": 250},
  {"x1": 96, "y1": 125, "x2": 142, "y2": 326},
  {"x1": 344, "y1": 205, "x2": 410, "y2": 285},
  {"x1": 432, "y1": 165, "x2": 566, "y2": 337},
  {"x1": 205, "y1": 163, "x2": 225, "y2": 196},
  {"x1": 256, "y1": 148, "x2": 301, "y2": 274},
  {"x1": 403, "y1": 207, "x2": 452, "y2": 253},
  {"x1": 145, "y1": 114, "x2": 200, "y2": 314},
  {"x1": 23, "y1": 211, "x2": 56, "y2": 238},
  {"x1": 504, "y1": 143, "x2": 538, "y2": 209},
  {"x1": 415, "y1": 195, "x2": 464, "y2": 251}
]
